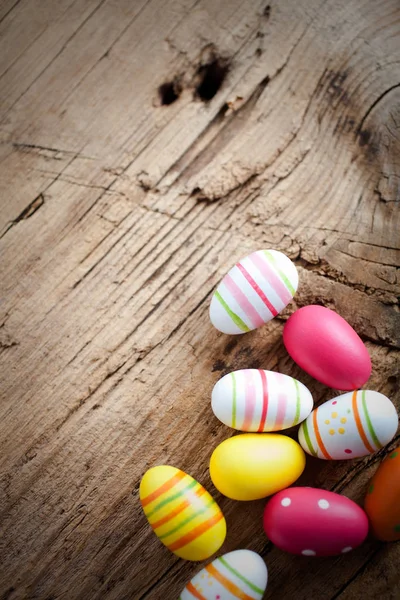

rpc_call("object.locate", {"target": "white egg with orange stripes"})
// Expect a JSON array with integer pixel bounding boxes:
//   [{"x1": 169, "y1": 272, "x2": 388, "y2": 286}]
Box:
[
  {"x1": 298, "y1": 390, "x2": 398, "y2": 460},
  {"x1": 139, "y1": 466, "x2": 226, "y2": 560},
  {"x1": 180, "y1": 549, "x2": 268, "y2": 600},
  {"x1": 210, "y1": 249, "x2": 298, "y2": 334},
  {"x1": 212, "y1": 369, "x2": 313, "y2": 432}
]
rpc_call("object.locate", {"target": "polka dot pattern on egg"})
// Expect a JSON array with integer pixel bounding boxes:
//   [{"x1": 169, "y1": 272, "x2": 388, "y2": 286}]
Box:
[
  {"x1": 298, "y1": 390, "x2": 398, "y2": 460},
  {"x1": 263, "y1": 487, "x2": 369, "y2": 557}
]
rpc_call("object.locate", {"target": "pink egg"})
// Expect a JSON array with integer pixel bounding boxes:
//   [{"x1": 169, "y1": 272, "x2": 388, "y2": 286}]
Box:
[
  {"x1": 263, "y1": 487, "x2": 369, "y2": 557},
  {"x1": 283, "y1": 305, "x2": 371, "y2": 390}
]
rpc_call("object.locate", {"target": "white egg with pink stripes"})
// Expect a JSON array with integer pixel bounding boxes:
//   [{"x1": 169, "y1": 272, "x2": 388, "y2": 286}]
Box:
[
  {"x1": 210, "y1": 249, "x2": 298, "y2": 334},
  {"x1": 212, "y1": 369, "x2": 313, "y2": 432}
]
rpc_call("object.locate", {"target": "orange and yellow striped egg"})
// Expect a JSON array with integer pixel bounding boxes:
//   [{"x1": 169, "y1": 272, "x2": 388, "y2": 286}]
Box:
[
  {"x1": 365, "y1": 447, "x2": 400, "y2": 541},
  {"x1": 211, "y1": 369, "x2": 313, "y2": 432},
  {"x1": 298, "y1": 390, "x2": 398, "y2": 460},
  {"x1": 209, "y1": 249, "x2": 298, "y2": 334},
  {"x1": 140, "y1": 466, "x2": 226, "y2": 561},
  {"x1": 180, "y1": 549, "x2": 268, "y2": 600}
]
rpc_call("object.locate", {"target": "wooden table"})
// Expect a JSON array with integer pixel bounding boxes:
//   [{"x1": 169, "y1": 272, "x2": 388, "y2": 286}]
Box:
[{"x1": 1, "y1": 1, "x2": 399, "y2": 598}]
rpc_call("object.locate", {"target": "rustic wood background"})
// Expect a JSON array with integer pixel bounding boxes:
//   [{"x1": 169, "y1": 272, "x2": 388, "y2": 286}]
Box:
[{"x1": 0, "y1": 0, "x2": 399, "y2": 598}]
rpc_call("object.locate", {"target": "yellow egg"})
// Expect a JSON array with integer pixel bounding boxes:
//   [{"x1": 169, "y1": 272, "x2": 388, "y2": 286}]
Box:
[
  {"x1": 209, "y1": 434, "x2": 306, "y2": 500},
  {"x1": 140, "y1": 465, "x2": 226, "y2": 561}
]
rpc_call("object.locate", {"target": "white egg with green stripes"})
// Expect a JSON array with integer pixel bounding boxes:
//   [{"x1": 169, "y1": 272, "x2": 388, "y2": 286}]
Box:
[
  {"x1": 180, "y1": 549, "x2": 268, "y2": 600},
  {"x1": 212, "y1": 369, "x2": 313, "y2": 432}
]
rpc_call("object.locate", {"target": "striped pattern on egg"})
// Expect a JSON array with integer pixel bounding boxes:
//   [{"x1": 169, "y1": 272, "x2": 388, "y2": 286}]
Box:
[
  {"x1": 209, "y1": 249, "x2": 298, "y2": 334},
  {"x1": 212, "y1": 369, "x2": 313, "y2": 432},
  {"x1": 298, "y1": 390, "x2": 399, "y2": 460},
  {"x1": 180, "y1": 549, "x2": 268, "y2": 600},
  {"x1": 140, "y1": 466, "x2": 226, "y2": 561}
]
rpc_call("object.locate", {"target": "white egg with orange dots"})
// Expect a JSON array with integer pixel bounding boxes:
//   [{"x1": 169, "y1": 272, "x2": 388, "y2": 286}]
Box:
[{"x1": 298, "y1": 390, "x2": 398, "y2": 460}]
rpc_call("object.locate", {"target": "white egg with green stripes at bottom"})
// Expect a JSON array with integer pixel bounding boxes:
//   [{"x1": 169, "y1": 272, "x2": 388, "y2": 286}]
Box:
[
  {"x1": 212, "y1": 369, "x2": 313, "y2": 432},
  {"x1": 298, "y1": 390, "x2": 398, "y2": 460},
  {"x1": 179, "y1": 549, "x2": 268, "y2": 600},
  {"x1": 210, "y1": 249, "x2": 298, "y2": 334}
]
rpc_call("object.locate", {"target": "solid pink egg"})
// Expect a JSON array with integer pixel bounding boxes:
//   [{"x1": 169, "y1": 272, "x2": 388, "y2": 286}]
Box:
[
  {"x1": 263, "y1": 487, "x2": 369, "y2": 557},
  {"x1": 283, "y1": 305, "x2": 371, "y2": 390}
]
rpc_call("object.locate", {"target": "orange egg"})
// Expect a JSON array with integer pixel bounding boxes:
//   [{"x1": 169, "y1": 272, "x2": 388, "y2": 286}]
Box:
[{"x1": 364, "y1": 447, "x2": 400, "y2": 541}]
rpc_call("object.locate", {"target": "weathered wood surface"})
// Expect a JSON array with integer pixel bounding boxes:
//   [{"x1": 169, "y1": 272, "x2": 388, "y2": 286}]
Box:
[{"x1": 0, "y1": 0, "x2": 399, "y2": 598}]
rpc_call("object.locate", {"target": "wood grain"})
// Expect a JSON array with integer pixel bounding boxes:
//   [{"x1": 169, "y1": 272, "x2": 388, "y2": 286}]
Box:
[{"x1": 0, "y1": 0, "x2": 399, "y2": 598}]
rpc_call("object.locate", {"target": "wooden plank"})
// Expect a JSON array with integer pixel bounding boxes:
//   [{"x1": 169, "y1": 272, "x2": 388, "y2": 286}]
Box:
[
  {"x1": 0, "y1": 0, "x2": 399, "y2": 598},
  {"x1": 0, "y1": 0, "x2": 21, "y2": 24},
  {"x1": 0, "y1": 0, "x2": 109, "y2": 115}
]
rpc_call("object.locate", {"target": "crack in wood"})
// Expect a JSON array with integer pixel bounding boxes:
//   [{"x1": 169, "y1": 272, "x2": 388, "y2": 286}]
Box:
[
  {"x1": 12, "y1": 142, "x2": 74, "y2": 156},
  {"x1": 0, "y1": 148, "x2": 82, "y2": 240},
  {"x1": 0, "y1": 193, "x2": 45, "y2": 238},
  {"x1": 184, "y1": 46, "x2": 328, "y2": 206},
  {"x1": 357, "y1": 82, "x2": 400, "y2": 138},
  {"x1": 154, "y1": 76, "x2": 271, "y2": 193},
  {"x1": 295, "y1": 257, "x2": 399, "y2": 301},
  {"x1": 336, "y1": 247, "x2": 400, "y2": 268},
  {"x1": 153, "y1": 20, "x2": 312, "y2": 196},
  {"x1": 0, "y1": 0, "x2": 22, "y2": 26},
  {"x1": 57, "y1": 178, "x2": 109, "y2": 191}
]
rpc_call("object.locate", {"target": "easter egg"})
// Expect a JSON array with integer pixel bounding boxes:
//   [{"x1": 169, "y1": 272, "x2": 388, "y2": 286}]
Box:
[
  {"x1": 209, "y1": 433, "x2": 306, "y2": 500},
  {"x1": 140, "y1": 466, "x2": 226, "y2": 560},
  {"x1": 210, "y1": 249, "x2": 298, "y2": 334},
  {"x1": 365, "y1": 447, "x2": 400, "y2": 541},
  {"x1": 211, "y1": 369, "x2": 313, "y2": 432},
  {"x1": 180, "y1": 549, "x2": 268, "y2": 600},
  {"x1": 298, "y1": 390, "x2": 398, "y2": 460},
  {"x1": 283, "y1": 305, "x2": 371, "y2": 390},
  {"x1": 263, "y1": 487, "x2": 369, "y2": 556}
]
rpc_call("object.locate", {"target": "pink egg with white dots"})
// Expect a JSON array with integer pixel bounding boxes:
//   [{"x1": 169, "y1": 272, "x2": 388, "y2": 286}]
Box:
[{"x1": 263, "y1": 487, "x2": 369, "y2": 557}]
